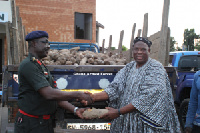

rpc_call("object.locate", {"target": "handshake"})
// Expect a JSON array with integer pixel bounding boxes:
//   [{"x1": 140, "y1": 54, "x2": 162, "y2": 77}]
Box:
[
  {"x1": 78, "y1": 91, "x2": 94, "y2": 106},
  {"x1": 74, "y1": 91, "x2": 120, "y2": 120}
]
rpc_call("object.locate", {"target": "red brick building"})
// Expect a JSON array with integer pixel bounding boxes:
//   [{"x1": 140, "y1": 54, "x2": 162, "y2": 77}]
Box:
[
  {"x1": 15, "y1": 0, "x2": 97, "y2": 43},
  {"x1": 0, "y1": 0, "x2": 104, "y2": 87}
]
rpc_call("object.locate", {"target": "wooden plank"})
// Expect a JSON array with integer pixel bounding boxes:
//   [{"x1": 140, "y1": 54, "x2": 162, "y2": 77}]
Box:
[
  {"x1": 16, "y1": 6, "x2": 23, "y2": 62},
  {"x1": 101, "y1": 39, "x2": 105, "y2": 53},
  {"x1": 8, "y1": 22, "x2": 14, "y2": 64},
  {"x1": 137, "y1": 29, "x2": 141, "y2": 37},
  {"x1": 11, "y1": 0, "x2": 20, "y2": 64},
  {"x1": 107, "y1": 35, "x2": 112, "y2": 53},
  {"x1": 159, "y1": 0, "x2": 170, "y2": 66},
  {"x1": 118, "y1": 30, "x2": 124, "y2": 56},
  {"x1": 4, "y1": 32, "x2": 8, "y2": 66},
  {"x1": 5, "y1": 22, "x2": 12, "y2": 65},
  {"x1": 7, "y1": 65, "x2": 125, "y2": 72},
  {"x1": 142, "y1": 13, "x2": 148, "y2": 38},
  {"x1": 18, "y1": 17, "x2": 24, "y2": 61},
  {"x1": 23, "y1": 25, "x2": 28, "y2": 56},
  {"x1": 22, "y1": 25, "x2": 27, "y2": 57},
  {"x1": 129, "y1": 23, "x2": 136, "y2": 62},
  {"x1": 165, "y1": 27, "x2": 170, "y2": 65}
]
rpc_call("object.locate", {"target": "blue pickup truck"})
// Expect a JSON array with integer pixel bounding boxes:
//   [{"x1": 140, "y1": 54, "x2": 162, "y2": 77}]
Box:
[
  {"x1": 49, "y1": 42, "x2": 100, "y2": 53},
  {"x1": 0, "y1": 42, "x2": 100, "y2": 105},
  {"x1": 1, "y1": 65, "x2": 176, "y2": 132},
  {"x1": 169, "y1": 51, "x2": 200, "y2": 129}
]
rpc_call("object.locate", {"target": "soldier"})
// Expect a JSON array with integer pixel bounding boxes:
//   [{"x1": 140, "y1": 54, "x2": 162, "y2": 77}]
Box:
[{"x1": 14, "y1": 30, "x2": 92, "y2": 133}]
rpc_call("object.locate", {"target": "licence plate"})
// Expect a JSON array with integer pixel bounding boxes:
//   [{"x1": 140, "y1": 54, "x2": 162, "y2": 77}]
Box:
[{"x1": 67, "y1": 123, "x2": 111, "y2": 130}]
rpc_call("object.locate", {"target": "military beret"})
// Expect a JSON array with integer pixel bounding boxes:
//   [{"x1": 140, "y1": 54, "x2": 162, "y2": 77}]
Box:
[{"x1": 25, "y1": 30, "x2": 48, "y2": 41}]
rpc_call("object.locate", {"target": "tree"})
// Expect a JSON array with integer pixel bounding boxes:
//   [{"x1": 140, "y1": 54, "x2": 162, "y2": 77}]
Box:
[
  {"x1": 170, "y1": 37, "x2": 176, "y2": 52},
  {"x1": 194, "y1": 45, "x2": 200, "y2": 51},
  {"x1": 194, "y1": 40, "x2": 200, "y2": 51},
  {"x1": 184, "y1": 29, "x2": 199, "y2": 51},
  {"x1": 177, "y1": 47, "x2": 182, "y2": 51},
  {"x1": 122, "y1": 45, "x2": 128, "y2": 51}
]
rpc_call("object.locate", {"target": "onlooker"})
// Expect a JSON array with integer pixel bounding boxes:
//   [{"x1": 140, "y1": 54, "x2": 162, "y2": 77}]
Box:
[{"x1": 185, "y1": 70, "x2": 200, "y2": 133}]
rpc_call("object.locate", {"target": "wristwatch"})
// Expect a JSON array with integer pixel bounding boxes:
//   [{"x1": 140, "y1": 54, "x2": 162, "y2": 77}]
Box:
[
  {"x1": 118, "y1": 108, "x2": 123, "y2": 115},
  {"x1": 74, "y1": 107, "x2": 79, "y2": 115},
  {"x1": 118, "y1": 108, "x2": 123, "y2": 117}
]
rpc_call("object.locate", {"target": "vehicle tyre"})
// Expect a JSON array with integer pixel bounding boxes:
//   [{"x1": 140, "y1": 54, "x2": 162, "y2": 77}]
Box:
[{"x1": 179, "y1": 98, "x2": 190, "y2": 130}]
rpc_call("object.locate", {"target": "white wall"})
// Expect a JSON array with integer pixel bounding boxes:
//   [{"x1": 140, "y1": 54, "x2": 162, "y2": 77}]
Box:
[
  {"x1": 0, "y1": 0, "x2": 12, "y2": 33},
  {"x1": 0, "y1": 0, "x2": 12, "y2": 22}
]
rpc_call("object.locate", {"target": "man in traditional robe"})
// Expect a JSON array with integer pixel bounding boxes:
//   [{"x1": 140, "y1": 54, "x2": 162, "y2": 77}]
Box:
[{"x1": 83, "y1": 37, "x2": 181, "y2": 133}]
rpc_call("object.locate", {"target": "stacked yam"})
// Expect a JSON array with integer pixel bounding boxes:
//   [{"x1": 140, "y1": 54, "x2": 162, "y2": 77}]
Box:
[
  {"x1": 82, "y1": 108, "x2": 108, "y2": 119},
  {"x1": 42, "y1": 47, "x2": 127, "y2": 65}
]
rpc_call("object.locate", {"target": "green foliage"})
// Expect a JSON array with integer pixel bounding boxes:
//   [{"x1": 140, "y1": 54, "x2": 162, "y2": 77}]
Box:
[
  {"x1": 194, "y1": 40, "x2": 200, "y2": 50},
  {"x1": 122, "y1": 45, "x2": 128, "y2": 51},
  {"x1": 177, "y1": 47, "x2": 182, "y2": 51},
  {"x1": 184, "y1": 29, "x2": 199, "y2": 51},
  {"x1": 170, "y1": 37, "x2": 176, "y2": 52},
  {"x1": 111, "y1": 47, "x2": 116, "y2": 50},
  {"x1": 194, "y1": 45, "x2": 200, "y2": 51}
]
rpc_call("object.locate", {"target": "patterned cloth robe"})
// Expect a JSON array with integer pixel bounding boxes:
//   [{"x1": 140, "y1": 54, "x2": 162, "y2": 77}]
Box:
[{"x1": 104, "y1": 58, "x2": 181, "y2": 133}]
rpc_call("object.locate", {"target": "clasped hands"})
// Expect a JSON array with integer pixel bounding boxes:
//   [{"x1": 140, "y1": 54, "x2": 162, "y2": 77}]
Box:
[{"x1": 75, "y1": 91, "x2": 120, "y2": 120}]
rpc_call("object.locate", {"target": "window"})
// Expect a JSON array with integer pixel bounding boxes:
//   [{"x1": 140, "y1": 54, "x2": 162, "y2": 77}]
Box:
[
  {"x1": 169, "y1": 54, "x2": 176, "y2": 66},
  {"x1": 178, "y1": 55, "x2": 200, "y2": 71},
  {"x1": 75, "y1": 12, "x2": 92, "y2": 40}
]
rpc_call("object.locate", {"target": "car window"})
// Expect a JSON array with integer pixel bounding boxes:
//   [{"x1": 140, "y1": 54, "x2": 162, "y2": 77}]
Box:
[{"x1": 178, "y1": 55, "x2": 200, "y2": 71}]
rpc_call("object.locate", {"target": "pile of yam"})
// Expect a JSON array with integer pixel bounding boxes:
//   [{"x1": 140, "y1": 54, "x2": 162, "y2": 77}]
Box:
[
  {"x1": 82, "y1": 108, "x2": 108, "y2": 119},
  {"x1": 42, "y1": 47, "x2": 127, "y2": 65}
]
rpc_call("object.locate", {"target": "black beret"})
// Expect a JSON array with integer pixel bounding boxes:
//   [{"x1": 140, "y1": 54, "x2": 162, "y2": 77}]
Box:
[
  {"x1": 133, "y1": 37, "x2": 152, "y2": 47},
  {"x1": 25, "y1": 30, "x2": 48, "y2": 41}
]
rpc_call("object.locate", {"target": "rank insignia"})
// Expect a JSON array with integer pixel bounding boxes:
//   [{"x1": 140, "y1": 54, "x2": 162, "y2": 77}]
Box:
[{"x1": 32, "y1": 57, "x2": 36, "y2": 61}]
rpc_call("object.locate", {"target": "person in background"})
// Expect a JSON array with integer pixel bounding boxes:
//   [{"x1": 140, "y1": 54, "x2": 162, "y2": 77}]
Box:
[
  {"x1": 185, "y1": 70, "x2": 200, "y2": 133},
  {"x1": 83, "y1": 37, "x2": 181, "y2": 133},
  {"x1": 14, "y1": 30, "x2": 92, "y2": 133}
]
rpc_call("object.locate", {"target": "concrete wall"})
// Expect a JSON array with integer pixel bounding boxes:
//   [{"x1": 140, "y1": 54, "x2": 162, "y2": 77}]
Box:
[
  {"x1": 15, "y1": 0, "x2": 96, "y2": 43},
  {"x1": 148, "y1": 31, "x2": 161, "y2": 61},
  {"x1": 105, "y1": 30, "x2": 169, "y2": 65},
  {"x1": 109, "y1": 31, "x2": 162, "y2": 63}
]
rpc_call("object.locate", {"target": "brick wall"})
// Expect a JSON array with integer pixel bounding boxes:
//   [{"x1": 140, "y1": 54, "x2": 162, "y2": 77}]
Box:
[{"x1": 15, "y1": 0, "x2": 96, "y2": 43}]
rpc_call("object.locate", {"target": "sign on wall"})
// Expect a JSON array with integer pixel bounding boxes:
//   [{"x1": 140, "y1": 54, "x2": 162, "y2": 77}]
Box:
[{"x1": 0, "y1": 12, "x2": 8, "y2": 22}]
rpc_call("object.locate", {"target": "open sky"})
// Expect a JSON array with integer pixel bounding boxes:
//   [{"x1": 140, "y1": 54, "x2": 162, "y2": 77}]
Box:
[{"x1": 96, "y1": 0, "x2": 200, "y2": 49}]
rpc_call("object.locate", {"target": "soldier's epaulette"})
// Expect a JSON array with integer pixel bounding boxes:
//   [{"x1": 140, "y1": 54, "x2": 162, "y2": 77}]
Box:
[{"x1": 32, "y1": 57, "x2": 42, "y2": 65}]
